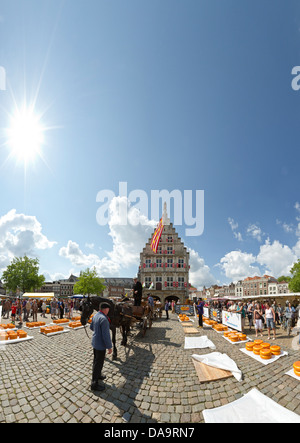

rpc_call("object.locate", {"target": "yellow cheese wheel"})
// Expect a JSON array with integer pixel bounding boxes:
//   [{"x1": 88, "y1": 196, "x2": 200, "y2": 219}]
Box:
[
  {"x1": 260, "y1": 349, "x2": 272, "y2": 359},
  {"x1": 253, "y1": 345, "x2": 262, "y2": 355},
  {"x1": 293, "y1": 361, "x2": 300, "y2": 372},
  {"x1": 270, "y1": 345, "x2": 281, "y2": 355},
  {"x1": 230, "y1": 336, "x2": 239, "y2": 342},
  {"x1": 238, "y1": 334, "x2": 247, "y2": 341},
  {"x1": 261, "y1": 343, "x2": 271, "y2": 349},
  {"x1": 254, "y1": 339, "x2": 263, "y2": 346},
  {"x1": 8, "y1": 332, "x2": 18, "y2": 340},
  {"x1": 246, "y1": 342, "x2": 255, "y2": 351}
]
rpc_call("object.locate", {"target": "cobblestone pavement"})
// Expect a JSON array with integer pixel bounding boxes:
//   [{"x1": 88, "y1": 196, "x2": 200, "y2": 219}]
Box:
[{"x1": 0, "y1": 312, "x2": 300, "y2": 423}]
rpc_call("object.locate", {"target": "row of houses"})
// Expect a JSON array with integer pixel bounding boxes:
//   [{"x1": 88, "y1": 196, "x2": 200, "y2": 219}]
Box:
[
  {"x1": 197, "y1": 275, "x2": 290, "y2": 299},
  {"x1": 38, "y1": 276, "x2": 134, "y2": 299},
  {"x1": 0, "y1": 275, "x2": 134, "y2": 300}
]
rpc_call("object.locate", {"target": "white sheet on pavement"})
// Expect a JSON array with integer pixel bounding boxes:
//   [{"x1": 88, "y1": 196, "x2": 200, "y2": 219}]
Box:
[
  {"x1": 203, "y1": 388, "x2": 300, "y2": 423},
  {"x1": 184, "y1": 336, "x2": 216, "y2": 350},
  {"x1": 191, "y1": 351, "x2": 243, "y2": 381}
]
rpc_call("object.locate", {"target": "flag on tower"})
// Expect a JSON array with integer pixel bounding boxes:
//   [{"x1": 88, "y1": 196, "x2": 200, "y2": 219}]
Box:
[{"x1": 150, "y1": 217, "x2": 164, "y2": 253}]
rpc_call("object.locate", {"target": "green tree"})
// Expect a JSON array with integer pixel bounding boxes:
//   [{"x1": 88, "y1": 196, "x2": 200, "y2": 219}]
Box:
[
  {"x1": 277, "y1": 275, "x2": 291, "y2": 282},
  {"x1": 73, "y1": 267, "x2": 106, "y2": 297},
  {"x1": 289, "y1": 260, "x2": 300, "y2": 293},
  {"x1": 2, "y1": 256, "x2": 45, "y2": 294}
]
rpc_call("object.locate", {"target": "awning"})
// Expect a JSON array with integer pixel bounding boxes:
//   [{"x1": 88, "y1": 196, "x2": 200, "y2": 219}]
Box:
[{"x1": 23, "y1": 293, "x2": 55, "y2": 299}]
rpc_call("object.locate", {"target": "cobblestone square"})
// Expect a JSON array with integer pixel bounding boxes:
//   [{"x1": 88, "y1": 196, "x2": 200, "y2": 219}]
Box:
[{"x1": 1, "y1": 312, "x2": 300, "y2": 423}]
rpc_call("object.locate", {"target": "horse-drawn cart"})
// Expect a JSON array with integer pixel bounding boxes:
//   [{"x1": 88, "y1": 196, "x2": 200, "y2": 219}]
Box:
[
  {"x1": 127, "y1": 304, "x2": 153, "y2": 337},
  {"x1": 154, "y1": 302, "x2": 163, "y2": 319}
]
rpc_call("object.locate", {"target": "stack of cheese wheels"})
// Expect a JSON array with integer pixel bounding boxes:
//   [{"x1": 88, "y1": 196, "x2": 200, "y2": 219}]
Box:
[
  {"x1": 53, "y1": 319, "x2": 69, "y2": 324},
  {"x1": 246, "y1": 342, "x2": 255, "y2": 352},
  {"x1": 41, "y1": 325, "x2": 64, "y2": 334},
  {"x1": 69, "y1": 321, "x2": 82, "y2": 328},
  {"x1": 224, "y1": 331, "x2": 231, "y2": 338},
  {"x1": 270, "y1": 345, "x2": 281, "y2": 356},
  {"x1": 253, "y1": 344, "x2": 262, "y2": 355},
  {"x1": 214, "y1": 324, "x2": 228, "y2": 332},
  {"x1": 229, "y1": 333, "x2": 239, "y2": 342},
  {"x1": 237, "y1": 333, "x2": 247, "y2": 341},
  {"x1": 26, "y1": 322, "x2": 46, "y2": 328},
  {"x1": 17, "y1": 330, "x2": 27, "y2": 339},
  {"x1": 0, "y1": 331, "x2": 8, "y2": 341},
  {"x1": 293, "y1": 361, "x2": 300, "y2": 377},
  {"x1": 7, "y1": 331, "x2": 18, "y2": 340},
  {"x1": 260, "y1": 348, "x2": 272, "y2": 360},
  {"x1": 261, "y1": 342, "x2": 271, "y2": 349}
]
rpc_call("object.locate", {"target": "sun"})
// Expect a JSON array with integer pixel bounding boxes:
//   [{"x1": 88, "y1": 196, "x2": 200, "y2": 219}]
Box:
[{"x1": 6, "y1": 105, "x2": 45, "y2": 163}]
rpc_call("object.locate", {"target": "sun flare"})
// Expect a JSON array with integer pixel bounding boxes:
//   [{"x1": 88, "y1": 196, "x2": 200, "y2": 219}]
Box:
[{"x1": 6, "y1": 105, "x2": 45, "y2": 163}]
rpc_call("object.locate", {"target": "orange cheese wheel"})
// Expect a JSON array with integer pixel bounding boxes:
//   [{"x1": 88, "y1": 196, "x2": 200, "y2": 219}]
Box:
[
  {"x1": 230, "y1": 336, "x2": 239, "y2": 342},
  {"x1": 254, "y1": 339, "x2": 263, "y2": 346},
  {"x1": 260, "y1": 349, "x2": 272, "y2": 359},
  {"x1": 294, "y1": 369, "x2": 300, "y2": 377},
  {"x1": 293, "y1": 361, "x2": 300, "y2": 372},
  {"x1": 246, "y1": 342, "x2": 255, "y2": 350},
  {"x1": 270, "y1": 345, "x2": 281, "y2": 355},
  {"x1": 261, "y1": 343, "x2": 271, "y2": 349},
  {"x1": 253, "y1": 345, "x2": 262, "y2": 355},
  {"x1": 238, "y1": 334, "x2": 247, "y2": 341},
  {"x1": 8, "y1": 332, "x2": 18, "y2": 340}
]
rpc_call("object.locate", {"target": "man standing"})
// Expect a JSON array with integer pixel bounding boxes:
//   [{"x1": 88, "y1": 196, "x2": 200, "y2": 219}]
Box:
[
  {"x1": 90, "y1": 302, "x2": 112, "y2": 392},
  {"x1": 32, "y1": 300, "x2": 38, "y2": 322},
  {"x1": 133, "y1": 277, "x2": 143, "y2": 307},
  {"x1": 195, "y1": 298, "x2": 205, "y2": 328}
]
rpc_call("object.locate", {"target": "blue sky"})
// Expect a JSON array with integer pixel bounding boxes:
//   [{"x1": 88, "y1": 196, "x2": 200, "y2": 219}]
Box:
[{"x1": 0, "y1": 0, "x2": 300, "y2": 288}]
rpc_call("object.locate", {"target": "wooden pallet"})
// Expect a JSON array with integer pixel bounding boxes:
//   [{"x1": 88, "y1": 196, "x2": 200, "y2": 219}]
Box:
[
  {"x1": 192, "y1": 359, "x2": 233, "y2": 383},
  {"x1": 183, "y1": 327, "x2": 199, "y2": 334}
]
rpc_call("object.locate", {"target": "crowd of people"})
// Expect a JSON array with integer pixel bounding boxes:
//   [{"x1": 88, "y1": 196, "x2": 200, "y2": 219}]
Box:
[
  {"x1": 197, "y1": 298, "x2": 300, "y2": 339},
  {"x1": 0, "y1": 297, "x2": 82, "y2": 324}
]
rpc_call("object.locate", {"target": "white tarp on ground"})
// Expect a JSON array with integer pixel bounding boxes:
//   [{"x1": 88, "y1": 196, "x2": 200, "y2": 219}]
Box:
[
  {"x1": 184, "y1": 336, "x2": 216, "y2": 350},
  {"x1": 191, "y1": 351, "x2": 243, "y2": 382},
  {"x1": 203, "y1": 388, "x2": 300, "y2": 423}
]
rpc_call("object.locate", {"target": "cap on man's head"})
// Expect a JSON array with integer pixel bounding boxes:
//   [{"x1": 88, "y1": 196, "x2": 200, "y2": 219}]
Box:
[{"x1": 100, "y1": 302, "x2": 111, "y2": 310}]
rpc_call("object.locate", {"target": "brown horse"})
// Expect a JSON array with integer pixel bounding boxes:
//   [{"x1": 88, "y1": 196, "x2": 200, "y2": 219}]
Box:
[{"x1": 79, "y1": 296, "x2": 132, "y2": 360}]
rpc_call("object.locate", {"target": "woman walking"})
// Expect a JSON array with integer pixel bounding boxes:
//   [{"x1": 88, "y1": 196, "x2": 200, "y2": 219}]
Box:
[
  {"x1": 254, "y1": 303, "x2": 264, "y2": 338},
  {"x1": 265, "y1": 302, "x2": 276, "y2": 340}
]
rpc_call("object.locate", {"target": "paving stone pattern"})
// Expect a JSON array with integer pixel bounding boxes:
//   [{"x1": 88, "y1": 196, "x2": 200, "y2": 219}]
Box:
[{"x1": 0, "y1": 313, "x2": 300, "y2": 423}]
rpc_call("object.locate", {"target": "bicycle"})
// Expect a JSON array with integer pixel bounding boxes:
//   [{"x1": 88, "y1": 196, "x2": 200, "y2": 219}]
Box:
[{"x1": 282, "y1": 314, "x2": 292, "y2": 336}]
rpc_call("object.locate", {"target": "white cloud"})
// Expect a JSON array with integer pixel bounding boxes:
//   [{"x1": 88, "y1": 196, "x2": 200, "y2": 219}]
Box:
[
  {"x1": 218, "y1": 250, "x2": 261, "y2": 283},
  {"x1": 0, "y1": 209, "x2": 56, "y2": 272},
  {"x1": 59, "y1": 197, "x2": 157, "y2": 277},
  {"x1": 247, "y1": 224, "x2": 264, "y2": 242},
  {"x1": 257, "y1": 239, "x2": 297, "y2": 277},
  {"x1": 85, "y1": 243, "x2": 95, "y2": 250},
  {"x1": 188, "y1": 248, "x2": 217, "y2": 289},
  {"x1": 228, "y1": 217, "x2": 243, "y2": 241}
]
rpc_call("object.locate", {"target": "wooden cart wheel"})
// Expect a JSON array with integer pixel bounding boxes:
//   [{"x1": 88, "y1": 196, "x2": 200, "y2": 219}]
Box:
[{"x1": 142, "y1": 318, "x2": 147, "y2": 336}]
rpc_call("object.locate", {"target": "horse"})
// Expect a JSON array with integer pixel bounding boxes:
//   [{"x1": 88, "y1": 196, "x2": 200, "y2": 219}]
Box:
[{"x1": 79, "y1": 296, "x2": 132, "y2": 360}]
